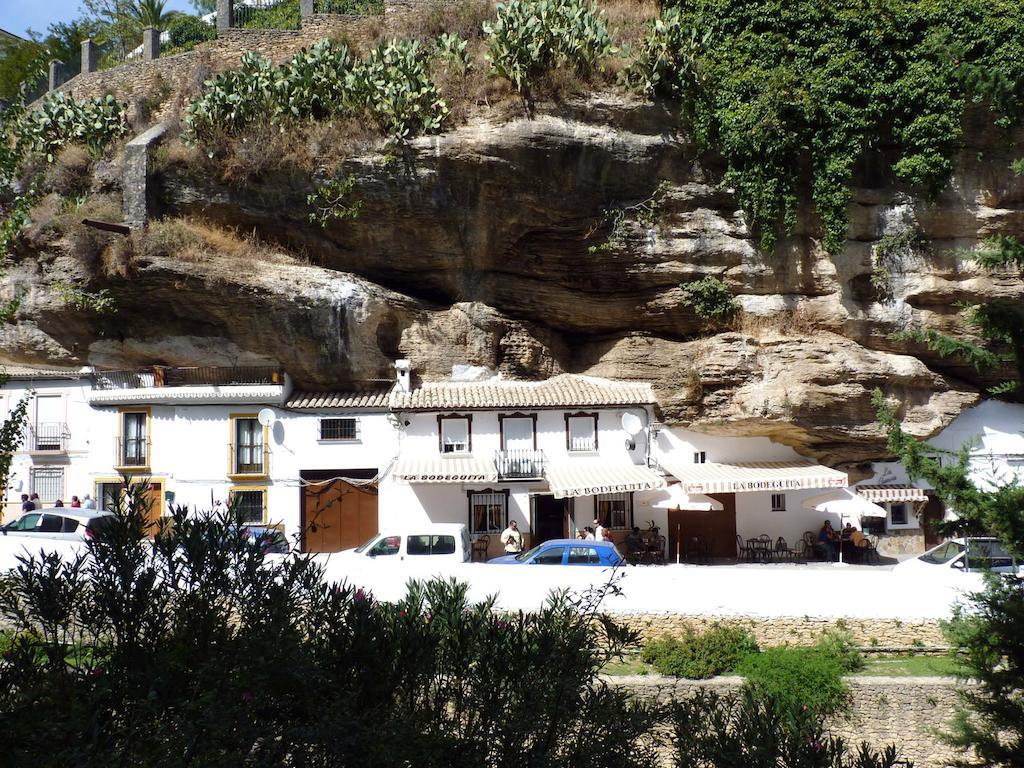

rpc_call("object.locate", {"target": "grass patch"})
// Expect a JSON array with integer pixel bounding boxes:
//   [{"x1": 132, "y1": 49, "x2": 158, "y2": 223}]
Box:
[
  {"x1": 858, "y1": 654, "x2": 964, "y2": 677},
  {"x1": 601, "y1": 655, "x2": 651, "y2": 676}
]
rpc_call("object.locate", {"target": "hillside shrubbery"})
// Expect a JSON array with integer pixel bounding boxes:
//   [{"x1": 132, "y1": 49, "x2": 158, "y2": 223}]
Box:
[
  {"x1": 630, "y1": 0, "x2": 1024, "y2": 253},
  {"x1": 185, "y1": 39, "x2": 448, "y2": 144}
]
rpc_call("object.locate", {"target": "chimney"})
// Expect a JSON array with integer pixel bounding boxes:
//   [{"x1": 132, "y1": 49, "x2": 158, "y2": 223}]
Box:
[{"x1": 394, "y1": 359, "x2": 411, "y2": 393}]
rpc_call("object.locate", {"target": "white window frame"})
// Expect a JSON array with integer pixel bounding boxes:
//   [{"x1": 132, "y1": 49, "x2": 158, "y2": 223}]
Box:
[
  {"x1": 771, "y1": 493, "x2": 786, "y2": 512},
  {"x1": 468, "y1": 489, "x2": 508, "y2": 534},
  {"x1": 319, "y1": 417, "x2": 360, "y2": 442},
  {"x1": 440, "y1": 416, "x2": 471, "y2": 455},
  {"x1": 886, "y1": 502, "x2": 917, "y2": 529},
  {"x1": 566, "y1": 413, "x2": 598, "y2": 453}
]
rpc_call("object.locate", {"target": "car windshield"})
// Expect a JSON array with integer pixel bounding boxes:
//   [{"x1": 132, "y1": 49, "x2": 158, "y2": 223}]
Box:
[
  {"x1": 514, "y1": 543, "x2": 545, "y2": 562},
  {"x1": 918, "y1": 541, "x2": 965, "y2": 565},
  {"x1": 354, "y1": 535, "x2": 380, "y2": 553}
]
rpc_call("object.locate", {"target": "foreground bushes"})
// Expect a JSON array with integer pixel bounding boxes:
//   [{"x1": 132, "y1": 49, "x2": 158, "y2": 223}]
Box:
[{"x1": 0, "y1": 487, "x2": 659, "y2": 767}]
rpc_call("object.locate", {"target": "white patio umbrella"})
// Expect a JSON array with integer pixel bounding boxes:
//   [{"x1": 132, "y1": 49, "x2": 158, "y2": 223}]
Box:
[
  {"x1": 646, "y1": 484, "x2": 724, "y2": 563},
  {"x1": 801, "y1": 489, "x2": 887, "y2": 566}
]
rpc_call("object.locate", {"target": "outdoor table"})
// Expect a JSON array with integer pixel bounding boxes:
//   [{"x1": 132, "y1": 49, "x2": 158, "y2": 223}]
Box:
[{"x1": 747, "y1": 538, "x2": 772, "y2": 563}]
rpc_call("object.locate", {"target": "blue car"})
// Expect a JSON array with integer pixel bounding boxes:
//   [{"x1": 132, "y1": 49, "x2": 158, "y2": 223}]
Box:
[{"x1": 489, "y1": 538, "x2": 624, "y2": 566}]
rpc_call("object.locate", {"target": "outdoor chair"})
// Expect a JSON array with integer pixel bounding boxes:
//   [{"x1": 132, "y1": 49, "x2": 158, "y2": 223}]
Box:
[
  {"x1": 774, "y1": 537, "x2": 790, "y2": 563},
  {"x1": 790, "y1": 538, "x2": 808, "y2": 565},
  {"x1": 736, "y1": 534, "x2": 751, "y2": 562},
  {"x1": 856, "y1": 537, "x2": 879, "y2": 564},
  {"x1": 802, "y1": 531, "x2": 820, "y2": 561},
  {"x1": 653, "y1": 535, "x2": 667, "y2": 564},
  {"x1": 471, "y1": 535, "x2": 489, "y2": 562}
]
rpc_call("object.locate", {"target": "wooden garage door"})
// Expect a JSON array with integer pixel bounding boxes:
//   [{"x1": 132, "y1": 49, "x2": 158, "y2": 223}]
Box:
[
  {"x1": 302, "y1": 479, "x2": 379, "y2": 553},
  {"x1": 667, "y1": 492, "x2": 737, "y2": 561}
]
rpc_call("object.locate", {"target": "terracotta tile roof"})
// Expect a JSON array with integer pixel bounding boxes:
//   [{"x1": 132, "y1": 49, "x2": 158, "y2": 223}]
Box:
[
  {"x1": 390, "y1": 374, "x2": 656, "y2": 411},
  {"x1": 2, "y1": 364, "x2": 83, "y2": 380},
  {"x1": 286, "y1": 387, "x2": 393, "y2": 410}
]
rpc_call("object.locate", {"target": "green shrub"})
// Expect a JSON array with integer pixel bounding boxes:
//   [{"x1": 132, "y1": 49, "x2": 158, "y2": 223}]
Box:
[
  {"x1": 680, "y1": 275, "x2": 739, "y2": 323},
  {"x1": 640, "y1": 625, "x2": 758, "y2": 679},
  {"x1": 816, "y1": 627, "x2": 865, "y2": 673},
  {"x1": 482, "y1": 0, "x2": 615, "y2": 101},
  {"x1": 738, "y1": 643, "x2": 853, "y2": 717},
  {"x1": 672, "y1": 688, "x2": 907, "y2": 768},
  {"x1": 166, "y1": 14, "x2": 215, "y2": 51},
  {"x1": 316, "y1": 0, "x2": 384, "y2": 13},
  {"x1": 240, "y1": 0, "x2": 301, "y2": 29}
]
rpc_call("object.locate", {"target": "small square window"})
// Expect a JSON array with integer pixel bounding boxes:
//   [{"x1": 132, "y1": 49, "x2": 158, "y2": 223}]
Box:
[
  {"x1": 771, "y1": 493, "x2": 786, "y2": 512},
  {"x1": 890, "y1": 503, "x2": 908, "y2": 526},
  {"x1": 320, "y1": 418, "x2": 358, "y2": 441},
  {"x1": 231, "y1": 490, "x2": 265, "y2": 524},
  {"x1": 694, "y1": 451, "x2": 707, "y2": 464},
  {"x1": 566, "y1": 415, "x2": 597, "y2": 452},
  {"x1": 468, "y1": 491, "x2": 507, "y2": 534},
  {"x1": 596, "y1": 492, "x2": 632, "y2": 529}
]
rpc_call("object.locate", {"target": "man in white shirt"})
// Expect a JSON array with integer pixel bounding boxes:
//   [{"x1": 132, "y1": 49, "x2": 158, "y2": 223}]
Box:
[
  {"x1": 501, "y1": 519, "x2": 523, "y2": 554},
  {"x1": 593, "y1": 518, "x2": 606, "y2": 542}
]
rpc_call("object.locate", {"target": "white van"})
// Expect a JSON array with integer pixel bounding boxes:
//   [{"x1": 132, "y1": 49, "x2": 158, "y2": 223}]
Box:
[{"x1": 345, "y1": 524, "x2": 471, "y2": 564}]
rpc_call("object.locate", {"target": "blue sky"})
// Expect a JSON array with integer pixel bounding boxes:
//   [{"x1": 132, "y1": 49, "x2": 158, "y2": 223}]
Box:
[{"x1": 2, "y1": 0, "x2": 195, "y2": 38}]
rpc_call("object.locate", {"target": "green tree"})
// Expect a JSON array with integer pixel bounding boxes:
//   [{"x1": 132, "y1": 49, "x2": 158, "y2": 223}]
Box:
[
  {"x1": 190, "y1": 0, "x2": 216, "y2": 13},
  {"x1": 0, "y1": 388, "x2": 31, "y2": 503},
  {"x1": 132, "y1": 0, "x2": 174, "y2": 30},
  {"x1": 874, "y1": 390, "x2": 1024, "y2": 766},
  {"x1": 0, "y1": 20, "x2": 99, "y2": 103},
  {"x1": 82, "y1": 0, "x2": 140, "y2": 62}
]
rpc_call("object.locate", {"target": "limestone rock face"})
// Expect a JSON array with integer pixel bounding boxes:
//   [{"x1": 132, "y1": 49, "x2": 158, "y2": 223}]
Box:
[{"x1": 3, "y1": 95, "x2": 1021, "y2": 463}]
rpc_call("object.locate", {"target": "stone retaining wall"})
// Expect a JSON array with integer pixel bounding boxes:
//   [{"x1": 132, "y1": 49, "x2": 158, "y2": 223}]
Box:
[
  {"x1": 616, "y1": 613, "x2": 948, "y2": 649},
  {"x1": 610, "y1": 674, "x2": 966, "y2": 768}
]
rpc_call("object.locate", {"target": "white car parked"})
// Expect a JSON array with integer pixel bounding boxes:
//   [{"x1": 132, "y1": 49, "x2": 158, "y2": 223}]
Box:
[
  {"x1": 0, "y1": 508, "x2": 117, "y2": 541},
  {"x1": 343, "y1": 524, "x2": 472, "y2": 564},
  {"x1": 895, "y1": 537, "x2": 1022, "y2": 575}
]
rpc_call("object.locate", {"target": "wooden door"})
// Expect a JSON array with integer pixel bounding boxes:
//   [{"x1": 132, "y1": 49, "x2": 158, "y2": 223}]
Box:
[
  {"x1": 302, "y1": 480, "x2": 379, "y2": 553},
  {"x1": 921, "y1": 493, "x2": 945, "y2": 548},
  {"x1": 142, "y1": 482, "x2": 163, "y2": 532},
  {"x1": 667, "y1": 492, "x2": 737, "y2": 562}
]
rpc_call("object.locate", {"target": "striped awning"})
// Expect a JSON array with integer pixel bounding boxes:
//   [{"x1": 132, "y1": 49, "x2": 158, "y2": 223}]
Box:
[
  {"x1": 855, "y1": 485, "x2": 928, "y2": 503},
  {"x1": 546, "y1": 461, "x2": 666, "y2": 499},
  {"x1": 659, "y1": 459, "x2": 848, "y2": 494},
  {"x1": 393, "y1": 455, "x2": 497, "y2": 484}
]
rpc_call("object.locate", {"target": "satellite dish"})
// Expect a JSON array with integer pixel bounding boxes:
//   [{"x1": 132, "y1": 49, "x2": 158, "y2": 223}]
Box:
[
  {"x1": 257, "y1": 408, "x2": 275, "y2": 427},
  {"x1": 621, "y1": 412, "x2": 643, "y2": 437}
]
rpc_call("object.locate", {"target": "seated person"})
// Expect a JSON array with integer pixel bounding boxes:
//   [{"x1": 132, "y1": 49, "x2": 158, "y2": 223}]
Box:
[{"x1": 816, "y1": 521, "x2": 838, "y2": 561}]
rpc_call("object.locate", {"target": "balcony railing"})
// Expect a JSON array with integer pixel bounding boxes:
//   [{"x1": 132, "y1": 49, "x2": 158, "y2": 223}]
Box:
[
  {"x1": 495, "y1": 449, "x2": 547, "y2": 480},
  {"x1": 27, "y1": 422, "x2": 70, "y2": 452},
  {"x1": 115, "y1": 436, "x2": 150, "y2": 468},
  {"x1": 92, "y1": 366, "x2": 283, "y2": 391},
  {"x1": 568, "y1": 436, "x2": 597, "y2": 452},
  {"x1": 229, "y1": 442, "x2": 270, "y2": 477}
]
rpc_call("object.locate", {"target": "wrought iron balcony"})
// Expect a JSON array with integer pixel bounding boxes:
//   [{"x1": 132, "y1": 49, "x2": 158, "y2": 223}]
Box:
[
  {"x1": 27, "y1": 422, "x2": 70, "y2": 452},
  {"x1": 495, "y1": 449, "x2": 547, "y2": 480},
  {"x1": 228, "y1": 442, "x2": 270, "y2": 478},
  {"x1": 114, "y1": 436, "x2": 150, "y2": 469}
]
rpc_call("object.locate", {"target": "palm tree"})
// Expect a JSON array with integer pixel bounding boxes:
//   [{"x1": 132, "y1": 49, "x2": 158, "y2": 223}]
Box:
[{"x1": 132, "y1": 0, "x2": 173, "y2": 30}]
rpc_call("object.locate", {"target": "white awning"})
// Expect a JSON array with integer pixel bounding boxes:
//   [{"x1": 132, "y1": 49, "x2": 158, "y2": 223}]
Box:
[
  {"x1": 659, "y1": 458, "x2": 848, "y2": 494},
  {"x1": 856, "y1": 485, "x2": 928, "y2": 503},
  {"x1": 801, "y1": 490, "x2": 887, "y2": 519},
  {"x1": 646, "y1": 483, "x2": 724, "y2": 511},
  {"x1": 392, "y1": 455, "x2": 497, "y2": 484},
  {"x1": 546, "y1": 460, "x2": 666, "y2": 499}
]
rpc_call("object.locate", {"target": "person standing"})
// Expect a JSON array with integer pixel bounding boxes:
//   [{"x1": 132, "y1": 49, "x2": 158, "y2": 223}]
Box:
[
  {"x1": 70, "y1": 495, "x2": 81, "y2": 508},
  {"x1": 593, "y1": 518, "x2": 606, "y2": 542},
  {"x1": 500, "y1": 519, "x2": 523, "y2": 554},
  {"x1": 82, "y1": 494, "x2": 96, "y2": 510},
  {"x1": 29, "y1": 493, "x2": 40, "y2": 509},
  {"x1": 20, "y1": 494, "x2": 33, "y2": 513}
]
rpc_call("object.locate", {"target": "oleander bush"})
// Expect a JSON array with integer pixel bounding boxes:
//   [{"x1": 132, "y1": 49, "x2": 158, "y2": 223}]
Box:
[
  {"x1": 0, "y1": 479, "x2": 661, "y2": 767},
  {"x1": 672, "y1": 688, "x2": 908, "y2": 768},
  {"x1": 641, "y1": 625, "x2": 758, "y2": 679}
]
